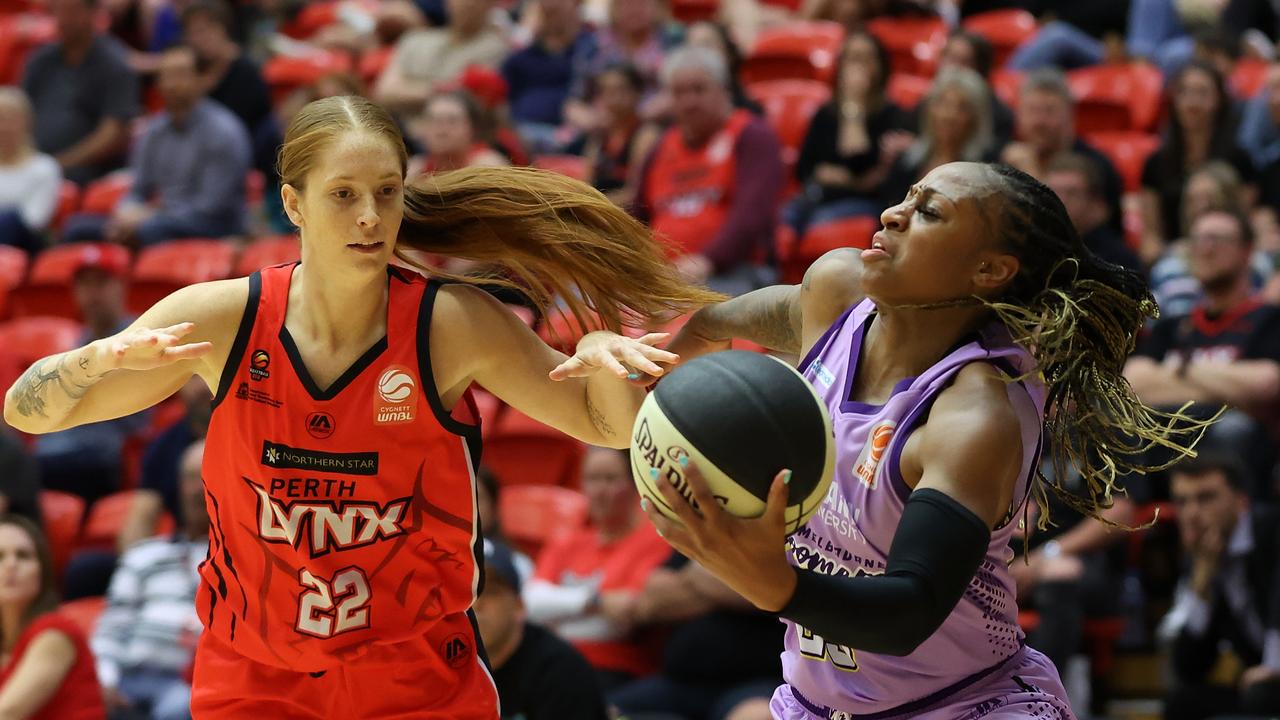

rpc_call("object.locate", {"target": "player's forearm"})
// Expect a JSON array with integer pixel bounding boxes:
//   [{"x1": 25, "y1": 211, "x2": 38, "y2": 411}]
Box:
[
  {"x1": 3, "y1": 344, "x2": 111, "y2": 434},
  {"x1": 583, "y1": 371, "x2": 645, "y2": 449},
  {"x1": 686, "y1": 285, "x2": 802, "y2": 354}
]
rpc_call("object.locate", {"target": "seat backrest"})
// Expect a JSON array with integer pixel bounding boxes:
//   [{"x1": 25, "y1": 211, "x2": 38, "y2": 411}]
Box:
[
  {"x1": 80, "y1": 490, "x2": 139, "y2": 549},
  {"x1": 235, "y1": 235, "x2": 301, "y2": 276},
  {"x1": 0, "y1": 245, "x2": 28, "y2": 291},
  {"x1": 498, "y1": 484, "x2": 589, "y2": 556},
  {"x1": 39, "y1": 490, "x2": 86, "y2": 580},
  {"x1": 58, "y1": 596, "x2": 108, "y2": 637},
  {"x1": 746, "y1": 79, "x2": 832, "y2": 153},
  {"x1": 0, "y1": 316, "x2": 84, "y2": 366},
  {"x1": 81, "y1": 172, "x2": 134, "y2": 215}
]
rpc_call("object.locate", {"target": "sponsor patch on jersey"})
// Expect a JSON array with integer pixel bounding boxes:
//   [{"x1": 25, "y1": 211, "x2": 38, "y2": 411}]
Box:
[
  {"x1": 261, "y1": 440, "x2": 379, "y2": 475},
  {"x1": 440, "y1": 633, "x2": 472, "y2": 668},
  {"x1": 249, "y1": 349, "x2": 271, "y2": 381},
  {"x1": 305, "y1": 412, "x2": 335, "y2": 439},
  {"x1": 851, "y1": 420, "x2": 896, "y2": 489},
  {"x1": 811, "y1": 360, "x2": 836, "y2": 389},
  {"x1": 374, "y1": 365, "x2": 417, "y2": 425},
  {"x1": 235, "y1": 381, "x2": 283, "y2": 408}
]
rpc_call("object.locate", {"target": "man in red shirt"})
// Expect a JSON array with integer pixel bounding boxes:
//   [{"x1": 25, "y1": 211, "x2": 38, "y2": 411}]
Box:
[{"x1": 635, "y1": 45, "x2": 785, "y2": 296}]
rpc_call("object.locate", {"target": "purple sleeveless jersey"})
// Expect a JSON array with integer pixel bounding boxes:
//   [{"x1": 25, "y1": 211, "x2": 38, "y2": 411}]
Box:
[{"x1": 776, "y1": 298, "x2": 1071, "y2": 719}]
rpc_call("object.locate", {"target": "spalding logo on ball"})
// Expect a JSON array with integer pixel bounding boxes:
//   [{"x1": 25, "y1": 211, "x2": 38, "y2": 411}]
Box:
[
  {"x1": 377, "y1": 369, "x2": 415, "y2": 403},
  {"x1": 630, "y1": 350, "x2": 836, "y2": 535}
]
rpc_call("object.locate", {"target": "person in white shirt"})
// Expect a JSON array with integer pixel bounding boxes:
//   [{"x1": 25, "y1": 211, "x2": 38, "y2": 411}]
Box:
[{"x1": 0, "y1": 87, "x2": 62, "y2": 253}]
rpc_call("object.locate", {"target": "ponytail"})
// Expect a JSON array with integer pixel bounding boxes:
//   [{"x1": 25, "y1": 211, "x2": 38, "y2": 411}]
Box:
[{"x1": 398, "y1": 166, "x2": 725, "y2": 334}]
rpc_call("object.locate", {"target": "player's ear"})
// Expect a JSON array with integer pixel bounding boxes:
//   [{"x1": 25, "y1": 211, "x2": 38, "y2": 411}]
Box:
[{"x1": 282, "y1": 184, "x2": 304, "y2": 229}]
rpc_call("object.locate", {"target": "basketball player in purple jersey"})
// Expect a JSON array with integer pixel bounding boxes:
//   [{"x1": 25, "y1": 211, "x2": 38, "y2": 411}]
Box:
[{"x1": 644, "y1": 163, "x2": 1212, "y2": 719}]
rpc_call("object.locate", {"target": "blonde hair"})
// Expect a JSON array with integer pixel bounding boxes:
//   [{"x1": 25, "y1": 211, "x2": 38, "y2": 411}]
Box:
[
  {"x1": 904, "y1": 67, "x2": 996, "y2": 169},
  {"x1": 278, "y1": 96, "x2": 722, "y2": 332},
  {"x1": 0, "y1": 88, "x2": 35, "y2": 158}
]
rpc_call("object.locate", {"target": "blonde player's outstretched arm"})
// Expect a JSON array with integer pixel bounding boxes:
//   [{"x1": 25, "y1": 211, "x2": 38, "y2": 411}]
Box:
[{"x1": 3, "y1": 278, "x2": 247, "y2": 435}]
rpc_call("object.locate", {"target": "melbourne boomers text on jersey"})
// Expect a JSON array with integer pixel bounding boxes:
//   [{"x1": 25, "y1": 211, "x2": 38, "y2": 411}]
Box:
[{"x1": 199, "y1": 264, "x2": 485, "y2": 672}]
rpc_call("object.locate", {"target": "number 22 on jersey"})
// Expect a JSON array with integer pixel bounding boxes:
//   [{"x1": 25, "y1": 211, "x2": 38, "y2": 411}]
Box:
[{"x1": 296, "y1": 567, "x2": 373, "y2": 638}]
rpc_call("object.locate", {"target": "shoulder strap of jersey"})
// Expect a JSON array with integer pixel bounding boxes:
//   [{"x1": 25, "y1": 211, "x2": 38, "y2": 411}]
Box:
[{"x1": 211, "y1": 270, "x2": 264, "y2": 409}]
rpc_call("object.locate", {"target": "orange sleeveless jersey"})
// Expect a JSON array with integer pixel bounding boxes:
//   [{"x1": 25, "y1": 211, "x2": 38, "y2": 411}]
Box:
[
  {"x1": 644, "y1": 109, "x2": 753, "y2": 257},
  {"x1": 199, "y1": 263, "x2": 487, "y2": 674}
]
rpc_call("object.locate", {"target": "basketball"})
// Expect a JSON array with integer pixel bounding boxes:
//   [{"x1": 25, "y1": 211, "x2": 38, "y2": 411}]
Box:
[{"x1": 630, "y1": 350, "x2": 836, "y2": 535}]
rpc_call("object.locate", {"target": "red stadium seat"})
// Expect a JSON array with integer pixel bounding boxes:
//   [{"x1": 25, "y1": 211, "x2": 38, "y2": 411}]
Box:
[
  {"x1": 885, "y1": 72, "x2": 931, "y2": 110},
  {"x1": 1083, "y1": 131, "x2": 1161, "y2": 194},
  {"x1": 39, "y1": 490, "x2": 85, "y2": 583},
  {"x1": 359, "y1": 45, "x2": 395, "y2": 86},
  {"x1": 0, "y1": 316, "x2": 84, "y2": 366},
  {"x1": 990, "y1": 68, "x2": 1024, "y2": 109},
  {"x1": 0, "y1": 12, "x2": 55, "y2": 84},
  {"x1": 263, "y1": 50, "x2": 355, "y2": 103},
  {"x1": 961, "y1": 9, "x2": 1037, "y2": 67},
  {"x1": 128, "y1": 239, "x2": 236, "y2": 313},
  {"x1": 59, "y1": 596, "x2": 107, "y2": 636},
  {"x1": 484, "y1": 407, "x2": 587, "y2": 488},
  {"x1": 671, "y1": 0, "x2": 719, "y2": 22},
  {"x1": 235, "y1": 234, "x2": 301, "y2": 276},
  {"x1": 52, "y1": 180, "x2": 81, "y2": 231},
  {"x1": 783, "y1": 216, "x2": 878, "y2": 285},
  {"x1": 741, "y1": 21, "x2": 845, "y2": 85},
  {"x1": 1067, "y1": 63, "x2": 1164, "y2": 134},
  {"x1": 79, "y1": 490, "x2": 141, "y2": 550},
  {"x1": 10, "y1": 243, "x2": 130, "y2": 320},
  {"x1": 0, "y1": 245, "x2": 28, "y2": 319},
  {"x1": 498, "y1": 484, "x2": 589, "y2": 557},
  {"x1": 1231, "y1": 57, "x2": 1269, "y2": 99},
  {"x1": 80, "y1": 171, "x2": 134, "y2": 215},
  {"x1": 745, "y1": 79, "x2": 832, "y2": 165},
  {"x1": 531, "y1": 154, "x2": 590, "y2": 182},
  {"x1": 279, "y1": 1, "x2": 338, "y2": 39},
  {"x1": 866, "y1": 15, "x2": 946, "y2": 77}
]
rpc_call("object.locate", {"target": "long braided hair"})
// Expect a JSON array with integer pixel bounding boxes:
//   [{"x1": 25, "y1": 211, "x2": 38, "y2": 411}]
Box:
[{"x1": 981, "y1": 164, "x2": 1216, "y2": 528}]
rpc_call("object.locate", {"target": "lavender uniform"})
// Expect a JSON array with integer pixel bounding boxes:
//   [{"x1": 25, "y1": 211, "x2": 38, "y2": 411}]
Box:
[{"x1": 770, "y1": 299, "x2": 1076, "y2": 720}]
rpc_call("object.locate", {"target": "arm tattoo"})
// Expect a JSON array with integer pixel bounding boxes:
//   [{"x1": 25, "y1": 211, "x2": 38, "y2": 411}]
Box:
[
  {"x1": 586, "y1": 392, "x2": 616, "y2": 439},
  {"x1": 701, "y1": 286, "x2": 801, "y2": 354},
  {"x1": 11, "y1": 358, "x2": 63, "y2": 418}
]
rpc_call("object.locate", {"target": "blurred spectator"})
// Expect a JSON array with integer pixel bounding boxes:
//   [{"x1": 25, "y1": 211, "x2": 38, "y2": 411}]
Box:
[
  {"x1": 634, "y1": 46, "x2": 784, "y2": 295},
  {"x1": 932, "y1": 29, "x2": 1014, "y2": 145},
  {"x1": 565, "y1": 0, "x2": 680, "y2": 131},
  {"x1": 408, "y1": 91, "x2": 510, "y2": 176},
  {"x1": 373, "y1": 0, "x2": 508, "y2": 118},
  {"x1": 577, "y1": 64, "x2": 662, "y2": 208},
  {"x1": 276, "y1": 72, "x2": 366, "y2": 138},
  {"x1": 1159, "y1": 453, "x2": 1280, "y2": 720},
  {"x1": 449, "y1": 65, "x2": 531, "y2": 167},
  {"x1": 796, "y1": 0, "x2": 926, "y2": 32},
  {"x1": 93, "y1": 440, "x2": 207, "y2": 720},
  {"x1": 33, "y1": 246, "x2": 147, "y2": 504},
  {"x1": 0, "y1": 515, "x2": 106, "y2": 720},
  {"x1": 1011, "y1": 446, "x2": 1144, "y2": 678},
  {"x1": 1141, "y1": 61, "x2": 1257, "y2": 265},
  {"x1": 787, "y1": 31, "x2": 913, "y2": 237},
  {"x1": 1150, "y1": 163, "x2": 1275, "y2": 319},
  {"x1": 682, "y1": 22, "x2": 763, "y2": 117},
  {"x1": 21, "y1": 0, "x2": 140, "y2": 186},
  {"x1": 500, "y1": 0, "x2": 598, "y2": 152},
  {"x1": 1044, "y1": 153, "x2": 1142, "y2": 273},
  {"x1": 0, "y1": 427, "x2": 42, "y2": 527},
  {"x1": 0, "y1": 88, "x2": 62, "y2": 254},
  {"x1": 881, "y1": 67, "x2": 1000, "y2": 206},
  {"x1": 1125, "y1": 209, "x2": 1280, "y2": 496},
  {"x1": 475, "y1": 539, "x2": 610, "y2": 720},
  {"x1": 1238, "y1": 64, "x2": 1280, "y2": 170},
  {"x1": 181, "y1": 1, "x2": 274, "y2": 147},
  {"x1": 610, "y1": 555, "x2": 781, "y2": 720},
  {"x1": 122, "y1": 378, "x2": 213, "y2": 552},
  {"x1": 63, "y1": 45, "x2": 252, "y2": 247},
  {"x1": 1001, "y1": 69, "x2": 1125, "y2": 232},
  {"x1": 475, "y1": 467, "x2": 535, "y2": 582},
  {"x1": 524, "y1": 448, "x2": 671, "y2": 690}
]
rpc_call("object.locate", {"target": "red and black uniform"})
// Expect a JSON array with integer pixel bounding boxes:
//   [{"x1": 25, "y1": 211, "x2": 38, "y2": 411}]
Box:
[{"x1": 192, "y1": 263, "x2": 498, "y2": 718}]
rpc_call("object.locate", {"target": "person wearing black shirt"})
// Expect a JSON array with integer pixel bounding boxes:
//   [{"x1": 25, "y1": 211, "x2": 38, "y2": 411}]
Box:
[
  {"x1": 1159, "y1": 453, "x2": 1280, "y2": 720},
  {"x1": 1044, "y1": 153, "x2": 1142, "y2": 273},
  {"x1": 1125, "y1": 209, "x2": 1280, "y2": 495},
  {"x1": 476, "y1": 539, "x2": 610, "y2": 720},
  {"x1": 786, "y1": 30, "x2": 912, "y2": 238}
]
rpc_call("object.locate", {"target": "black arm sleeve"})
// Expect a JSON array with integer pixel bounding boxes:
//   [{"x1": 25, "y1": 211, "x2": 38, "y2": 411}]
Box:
[{"x1": 777, "y1": 488, "x2": 991, "y2": 657}]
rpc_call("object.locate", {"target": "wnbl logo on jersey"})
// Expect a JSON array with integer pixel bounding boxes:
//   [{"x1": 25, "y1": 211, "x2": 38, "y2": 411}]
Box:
[
  {"x1": 375, "y1": 365, "x2": 417, "y2": 425},
  {"x1": 851, "y1": 420, "x2": 895, "y2": 488}
]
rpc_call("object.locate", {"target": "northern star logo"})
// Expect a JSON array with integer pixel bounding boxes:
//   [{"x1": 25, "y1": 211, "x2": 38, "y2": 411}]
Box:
[
  {"x1": 374, "y1": 365, "x2": 417, "y2": 425},
  {"x1": 261, "y1": 441, "x2": 379, "y2": 476}
]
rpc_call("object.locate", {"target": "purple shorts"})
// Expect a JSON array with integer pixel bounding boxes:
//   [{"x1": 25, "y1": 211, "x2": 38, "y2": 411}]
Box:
[{"x1": 770, "y1": 647, "x2": 1076, "y2": 720}]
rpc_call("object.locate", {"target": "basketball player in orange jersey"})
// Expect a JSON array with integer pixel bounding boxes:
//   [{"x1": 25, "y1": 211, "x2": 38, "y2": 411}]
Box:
[{"x1": 3, "y1": 95, "x2": 719, "y2": 719}]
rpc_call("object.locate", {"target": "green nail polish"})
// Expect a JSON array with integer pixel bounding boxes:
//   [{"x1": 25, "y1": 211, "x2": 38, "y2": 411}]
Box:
[
  {"x1": 649, "y1": 467, "x2": 659, "y2": 480},
  {"x1": 628, "y1": 373, "x2": 639, "y2": 380},
  {"x1": 640, "y1": 498, "x2": 650, "y2": 511},
  {"x1": 783, "y1": 470, "x2": 793, "y2": 485},
  {"x1": 678, "y1": 455, "x2": 688, "y2": 468}
]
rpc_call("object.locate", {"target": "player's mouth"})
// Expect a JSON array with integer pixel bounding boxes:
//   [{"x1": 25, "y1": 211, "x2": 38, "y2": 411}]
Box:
[
  {"x1": 348, "y1": 241, "x2": 384, "y2": 254},
  {"x1": 861, "y1": 232, "x2": 892, "y2": 261}
]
